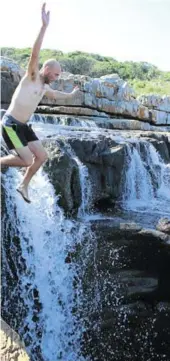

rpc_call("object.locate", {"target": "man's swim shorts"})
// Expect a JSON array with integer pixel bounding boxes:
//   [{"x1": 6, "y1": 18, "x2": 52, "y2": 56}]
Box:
[{"x1": 1, "y1": 113, "x2": 39, "y2": 150}]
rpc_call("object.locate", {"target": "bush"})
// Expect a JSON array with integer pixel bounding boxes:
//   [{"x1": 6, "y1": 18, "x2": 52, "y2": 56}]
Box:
[{"x1": 1, "y1": 47, "x2": 169, "y2": 95}]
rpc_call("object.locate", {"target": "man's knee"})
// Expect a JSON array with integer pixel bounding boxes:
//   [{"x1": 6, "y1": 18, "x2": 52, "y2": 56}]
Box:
[
  {"x1": 24, "y1": 158, "x2": 33, "y2": 167},
  {"x1": 37, "y1": 150, "x2": 48, "y2": 164}
]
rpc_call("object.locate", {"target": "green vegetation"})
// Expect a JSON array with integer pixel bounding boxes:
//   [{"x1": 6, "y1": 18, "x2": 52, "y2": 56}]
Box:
[
  {"x1": 1, "y1": 47, "x2": 170, "y2": 96},
  {"x1": 130, "y1": 78, "x2": 170, "y2": 96}
]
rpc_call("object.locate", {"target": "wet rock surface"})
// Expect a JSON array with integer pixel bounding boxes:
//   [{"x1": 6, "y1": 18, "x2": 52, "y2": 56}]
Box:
[
  {"x1": 77, "y1": 220, "x2": 170, "y2": 361},
  {"x1": 43, "y1": 129, "x2": 170, "y2": 215}
]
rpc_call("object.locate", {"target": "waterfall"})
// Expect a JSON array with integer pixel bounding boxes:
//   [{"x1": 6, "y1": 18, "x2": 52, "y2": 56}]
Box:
[
  {"x1": 61, "y1": 142, "x2": 92, "y2": 218},
  {"x1": 2, "y1": 168, "x2": 89, "y2": 361},
  {"x1": 77, "y1": 160, "x2": 92, "y2": 218},
  {"x1": 30, "y1": 113, "x2": 98, "y2": 128},
  {"x1": 122, "y1": 141, "x2": 170, "y2": 215},
  {"x1": 2, "y1": 115, "x2": 170, "y2": 361}
]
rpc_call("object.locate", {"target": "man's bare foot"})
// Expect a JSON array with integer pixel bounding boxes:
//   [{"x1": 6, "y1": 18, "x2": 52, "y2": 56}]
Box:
[{"x1": 16, "y1": 184, "x2": 31, "y2": 203}]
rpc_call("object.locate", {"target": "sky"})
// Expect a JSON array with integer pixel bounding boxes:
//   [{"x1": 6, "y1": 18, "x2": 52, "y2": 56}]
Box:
[{"x1": 0, "y1": 0, "x2": 170, "y2": 71}]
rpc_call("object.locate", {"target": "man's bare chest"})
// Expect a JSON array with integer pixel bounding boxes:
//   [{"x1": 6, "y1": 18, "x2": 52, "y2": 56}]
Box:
[
  {"x1": 14, "y1": 81, "x2": 46, "y2": 104},
  {"x1": 27, "y1": 83, "x2": 45, "y2": 99}
]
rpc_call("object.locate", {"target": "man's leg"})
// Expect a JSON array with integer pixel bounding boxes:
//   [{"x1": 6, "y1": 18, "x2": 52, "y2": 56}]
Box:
[
  {"x1": 0, "y1": 149, "x2": 33, "y2": 167},
  {"x1": 0, "y1": 146, "x2": 34, "y2": 203},
  {"x1": 17, "y1": 140, "x2": 48, "y2": 201}
]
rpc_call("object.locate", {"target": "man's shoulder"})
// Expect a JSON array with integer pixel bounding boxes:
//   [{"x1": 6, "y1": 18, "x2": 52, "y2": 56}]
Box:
[{"x1": 21, "y1": 71, "x2": 42, "y2": 84}]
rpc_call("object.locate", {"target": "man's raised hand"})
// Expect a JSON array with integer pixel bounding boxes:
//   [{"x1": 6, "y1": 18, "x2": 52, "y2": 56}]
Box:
[
  {"x1": 71, "y1": 86, "x2": 80, "y2": 97},
  {"x1": 42, "y1": 3, "x2": 50, "y2": 27}
]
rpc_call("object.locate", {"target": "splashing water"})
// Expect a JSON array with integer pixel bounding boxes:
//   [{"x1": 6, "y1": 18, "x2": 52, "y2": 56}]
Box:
[{"x1": 2, "y1": 168, "x2": 89, "y2": 361}]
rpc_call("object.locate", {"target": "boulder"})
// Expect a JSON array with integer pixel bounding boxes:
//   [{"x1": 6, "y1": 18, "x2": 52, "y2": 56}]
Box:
[{"x1": 0, "y1": 57, "x2": 24, "y2": 105}]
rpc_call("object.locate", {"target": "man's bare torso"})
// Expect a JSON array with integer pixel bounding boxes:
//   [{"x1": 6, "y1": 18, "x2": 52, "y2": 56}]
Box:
[{"x1": 7, "y1": 73, "x2": 48, "y2": 123}]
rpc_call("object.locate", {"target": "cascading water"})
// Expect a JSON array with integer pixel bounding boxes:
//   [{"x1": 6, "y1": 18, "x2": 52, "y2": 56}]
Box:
[
  {"x1": 2, "y1": 116, "x2": 170, "y2": 361},
  {"x1": 65, "y1": 143, "x2": 92, "y2": 219},
  {"x1": 30, "y1": 113, "x2": 98, "y2": 128},
  {"x1": 2, "y1": 168, "x2": 91, "y2": 361},
  {"x1": 122, "y1": 140, "x2": 170, "y2": 216}
]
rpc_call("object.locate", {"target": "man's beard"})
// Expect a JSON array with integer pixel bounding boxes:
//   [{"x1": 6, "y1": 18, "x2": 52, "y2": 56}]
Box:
[{"x1": 43, "y1": 75, "x2": 51, "y2": 84}]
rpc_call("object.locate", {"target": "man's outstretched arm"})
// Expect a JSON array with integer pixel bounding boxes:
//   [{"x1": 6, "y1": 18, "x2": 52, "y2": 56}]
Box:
[
  {"x1": 27, "y1": 3, "x2": 50, "y2": 80},
  {"x1": 45, "y1": 85, "x2": 80, "y2": 100}
]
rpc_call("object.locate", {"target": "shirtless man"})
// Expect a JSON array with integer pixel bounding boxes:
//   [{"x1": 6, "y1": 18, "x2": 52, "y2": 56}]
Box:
[{"x1": 0, "y1": 3, "x2": 79, "y2": 203}]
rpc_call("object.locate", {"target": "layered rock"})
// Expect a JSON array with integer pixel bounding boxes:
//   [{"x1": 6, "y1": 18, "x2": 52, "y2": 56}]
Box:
[
  {"x1": 138, "y1": 95, "x2": 170, "y2": 125},
  {"x1": 41, "y1": 73, "x2": 152, "y2": 123},
  {"x1": 40, "y1": 73, "x2": 170, "y2": 125},
  {"x1": 138, "y1": 94, "x2": 170, "y2": 112},
  {"x1": 1, "y1": 56, "x2": 170, "y2": 127},
  {"x1": 36, "y1": 104, "x2": 109, "y2": 118}
]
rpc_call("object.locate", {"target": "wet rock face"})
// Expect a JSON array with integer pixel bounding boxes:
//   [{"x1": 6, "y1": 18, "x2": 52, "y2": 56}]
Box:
[
  {"x1": 67, "y1": 136, "x2": 126, "y2": 204},
  {"x1": 131, "y1": 131, "x2": 170, "y2": 161},
  {"x1": 43, "y1": 136, "x2": 126, "y2": 215},
  {"x1": 78, "y1": 221, "x2": 170, "y2": 361},
  {"x1": 43, "y1": 139, "x2": 82, "y2": 215},
  {"x1": 42, "y1": 129, "x2": 170, "y2": 215},
  {"x1": 148, "y1": 139, "x2": 170, "y2": 163},
  {"x1": 41, "y1": 129, "x2": 170, "y2": 216},
  {"x1": 1, "y1": 182, "x2": 27, "y2": 333}
]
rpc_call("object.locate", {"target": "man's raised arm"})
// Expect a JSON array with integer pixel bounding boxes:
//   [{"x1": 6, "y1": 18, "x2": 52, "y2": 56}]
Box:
[{"x1": 27, "y1": 3, "x2": 50, "y2": 80}]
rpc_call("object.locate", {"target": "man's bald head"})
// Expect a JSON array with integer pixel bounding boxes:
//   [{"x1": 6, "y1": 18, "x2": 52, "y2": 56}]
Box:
[
  {"x1": 43, "y1": 59, "x2": 61, "y2": 69},
  {"x1": 41, "y1": 58, "x2": 61, "y2": 84}
]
